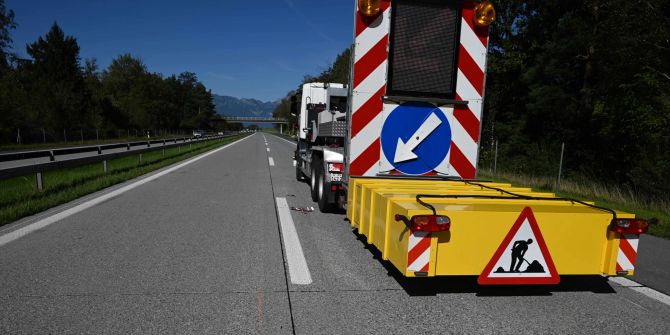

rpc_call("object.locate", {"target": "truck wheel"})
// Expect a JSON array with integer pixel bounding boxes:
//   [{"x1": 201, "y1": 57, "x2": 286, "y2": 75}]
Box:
[
  {"x1": 310, "y1": 161, "x2": 319, "y2": 201},
  {"x1": 317, "y1": 170, "x2": 334, "y2": 213}
]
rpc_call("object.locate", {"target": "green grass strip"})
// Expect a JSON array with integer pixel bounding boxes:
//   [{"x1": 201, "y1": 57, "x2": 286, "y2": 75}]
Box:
[
  {"x1": 480, "y1": 171, "x2": 670, "y2": 240},
  {"x1": 0, "y1": 135, "x2": 246, "y2": 227}
]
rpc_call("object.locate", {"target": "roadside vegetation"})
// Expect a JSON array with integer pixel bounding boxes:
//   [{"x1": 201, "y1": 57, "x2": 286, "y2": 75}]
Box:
[
  {"x1": 0, "y1": 135, "x2": 245, "y2": 227},
  {"x1": 0, "y1": 1, "x2": 238, "y2": 147},
  {"x1": 480, "y1": 170, "x2": 670, "y2": 240}
]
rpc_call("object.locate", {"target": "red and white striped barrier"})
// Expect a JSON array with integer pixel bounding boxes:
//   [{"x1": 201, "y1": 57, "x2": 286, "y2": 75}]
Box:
[
  {"x1": 616, "y1": 234, "x2": 639, "y2": 273},
  {"x1": 407, "y1": 231, "x2": 431, "y2": 272}
]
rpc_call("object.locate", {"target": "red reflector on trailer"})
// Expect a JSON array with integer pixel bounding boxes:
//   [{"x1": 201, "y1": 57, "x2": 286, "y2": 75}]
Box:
[
  {"x1": 612, "y1": 218, "x2": 649, "y2": 235},
  {"x1": 410, "y1": 215, "x2": 451, "y2": 232},
  {"x1": 331, "y1": 185, "x2": 338, "y2": 191}
]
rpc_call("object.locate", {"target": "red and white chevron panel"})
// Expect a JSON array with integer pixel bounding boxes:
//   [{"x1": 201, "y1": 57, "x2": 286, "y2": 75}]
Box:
[
  {"x1": 452, "y1": 1, "x2": 490, "y2": 179},
  {"x1": 407, "y1": 231, "x2": 431, "y2": 272},
  {"x1": 616, "y1": 234, "x2": 639, "y2": 272},
  {"x1": 348, "y1": 1, "x2": 489, "y2": 179},
  {"x1": 349, "y1": 0, "x2": 391, "y2": 177}
]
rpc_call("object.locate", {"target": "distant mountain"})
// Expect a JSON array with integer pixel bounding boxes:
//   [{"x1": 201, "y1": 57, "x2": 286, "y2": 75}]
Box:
[{"x1": 213, "y1": 95, "x2": 279, "y2": 118}]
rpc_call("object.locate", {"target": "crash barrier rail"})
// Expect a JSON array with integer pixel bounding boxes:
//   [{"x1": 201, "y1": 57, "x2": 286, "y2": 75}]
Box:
[{"x1": 0, "y1": 134, "x2": 237, "y2": 190}]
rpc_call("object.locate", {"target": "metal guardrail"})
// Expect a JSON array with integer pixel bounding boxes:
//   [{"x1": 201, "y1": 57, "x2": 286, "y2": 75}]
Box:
[
  {"x1": 221, "y1": 116, "x2": 289, "y2": 123},
  {"x1": 0, "y1": 134, "x2": 238, "y2": 190},
  {"x1": 0, "y1": 136, "x2": 213, "y2": 162}
]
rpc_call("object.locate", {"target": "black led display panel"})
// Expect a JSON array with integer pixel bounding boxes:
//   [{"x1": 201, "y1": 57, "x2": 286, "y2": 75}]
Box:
[{"x1": 386, "y1": 0, "x2": 462, "y2": 99}]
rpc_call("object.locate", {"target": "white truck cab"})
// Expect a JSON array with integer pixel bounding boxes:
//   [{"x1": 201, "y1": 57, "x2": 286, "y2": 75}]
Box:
[{"x1": 294, "y1": 82, "x2": 348, "y2": 212}]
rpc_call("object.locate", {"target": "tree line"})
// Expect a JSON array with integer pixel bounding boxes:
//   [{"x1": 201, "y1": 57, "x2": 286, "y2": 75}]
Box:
[
  {"x1": 274, "y1": 0, "x2": 669, "y2": 200},
  {"x1": 0, "y1": 1, "x2": 224, "y2": 145}
]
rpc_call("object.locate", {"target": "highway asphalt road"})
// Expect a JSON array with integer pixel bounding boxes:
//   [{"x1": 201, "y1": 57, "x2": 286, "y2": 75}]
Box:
[{"x1": 1, "y1": 133, "x2": 669, "y2": 334}]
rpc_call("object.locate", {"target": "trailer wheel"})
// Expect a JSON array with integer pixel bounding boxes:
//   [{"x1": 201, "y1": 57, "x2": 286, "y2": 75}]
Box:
[
  {"x1": 317, "y1": 170, "x2": 334, "y2": 213},
  {"x1": 310, "y1": 160, "x2": 319, "y2": 201}
]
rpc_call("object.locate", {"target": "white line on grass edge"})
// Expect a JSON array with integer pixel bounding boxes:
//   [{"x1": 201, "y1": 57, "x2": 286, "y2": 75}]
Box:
[
  {"x1": 275, "y1": 197, "x2": 312, "y2": 285},
  {"x1": 0, "y1": 135, "x2": 252, "y2": 248},
  {"x1": 609, "y1": 276, "x2": 670, "y2": 306}
]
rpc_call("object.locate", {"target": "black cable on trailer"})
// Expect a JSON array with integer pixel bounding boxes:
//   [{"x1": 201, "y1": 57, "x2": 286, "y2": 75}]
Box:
[{"x1": 413, "y1": 180, "x2": 618, "y2": 220}]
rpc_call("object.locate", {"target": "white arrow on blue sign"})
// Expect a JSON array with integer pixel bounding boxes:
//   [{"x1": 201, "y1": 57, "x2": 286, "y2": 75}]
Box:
[{"x1": 380, "y1": 102, "x2": 452, "y2": 175}]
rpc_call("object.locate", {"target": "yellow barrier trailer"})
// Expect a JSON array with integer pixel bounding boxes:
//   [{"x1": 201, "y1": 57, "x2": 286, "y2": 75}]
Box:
[
  {"x1": 318, "y1": 0, "x2": 653, "y2": 284},
  {"x1": 347, "y1": 178, "x2": 646, "y2": 283}
]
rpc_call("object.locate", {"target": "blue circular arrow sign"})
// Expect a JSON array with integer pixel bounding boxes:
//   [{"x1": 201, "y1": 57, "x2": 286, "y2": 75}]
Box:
[{"x1": 380, "y1": 102, "x2": 451, "y2": 175}]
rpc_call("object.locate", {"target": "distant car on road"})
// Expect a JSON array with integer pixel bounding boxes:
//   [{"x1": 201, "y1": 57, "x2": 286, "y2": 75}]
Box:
[{"x1": 193, "y1": 130, "x2": 205, "y2": 138}]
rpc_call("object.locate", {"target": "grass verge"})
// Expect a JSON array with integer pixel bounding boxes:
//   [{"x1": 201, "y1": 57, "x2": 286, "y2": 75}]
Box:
[
  {"x1": 479, "y1": 171, "x2": 670, "y2": 239},
  {"x1": 0, "y1": 135, "x2": 246, "y2": 227}
]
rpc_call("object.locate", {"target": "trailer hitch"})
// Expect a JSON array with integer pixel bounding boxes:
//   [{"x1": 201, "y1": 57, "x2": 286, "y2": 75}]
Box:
[{"x1": 394, "y1": 214, "x2": 412, "y2": 229}]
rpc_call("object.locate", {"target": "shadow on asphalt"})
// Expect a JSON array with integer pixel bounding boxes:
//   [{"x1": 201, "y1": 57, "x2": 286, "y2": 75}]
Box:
[{"x1": 351, "y1": 227, "x2": 616, "y2": 297}]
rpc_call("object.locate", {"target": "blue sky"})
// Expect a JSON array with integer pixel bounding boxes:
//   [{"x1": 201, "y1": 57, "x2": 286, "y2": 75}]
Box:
[{"x1": 6, "y1": 0, "x2": 354, "y2": 101}]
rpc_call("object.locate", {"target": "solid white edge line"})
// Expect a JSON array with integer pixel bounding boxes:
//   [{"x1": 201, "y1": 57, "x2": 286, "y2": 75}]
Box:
[
  {"x1": 609, "y1": 276, "x2": 670, "y2": 306},
  {"x1": 268, "y1": 157, "x2": 275, "y2": 166},
  {"x1": 0, "y1": 135, "x2": 252, "y2": 248},
  {"x1": 275, "y1": 197, "x2": 312, "y2": 285}
]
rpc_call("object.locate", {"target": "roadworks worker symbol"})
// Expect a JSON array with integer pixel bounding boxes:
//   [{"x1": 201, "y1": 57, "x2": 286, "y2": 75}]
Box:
[{"x1": 478, "y1": 207, "x2": 560, "y2": 285}]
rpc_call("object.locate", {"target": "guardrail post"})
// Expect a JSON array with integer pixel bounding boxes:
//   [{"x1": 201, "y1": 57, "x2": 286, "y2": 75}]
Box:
[
  {"x1": 103, "y1": 160, "x2": 108, "y2": 173},
  {"x1": 36, "y1": 172, "x2": 44, "y2": 192},
  {"x1": 97, "y1": 146, "x2": 102, "y2": 155},
  {"x1": 127, "y1": 143, "x2": 130, "y2": 150},
  {"x1": 49, "y1": 151, "x2": 55, "y2": 162},
  {"x1": 147, "y1": 141, "x2": 150, "y2": 148}
]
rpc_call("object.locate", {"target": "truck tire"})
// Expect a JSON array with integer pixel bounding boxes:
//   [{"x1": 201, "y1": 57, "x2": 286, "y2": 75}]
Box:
[
  {"x1": 317, "y1": 169, "x2": 334, "y2": 213},
  {"x1": 310, "y1": 160, "x2": 319, "y2": 202}
]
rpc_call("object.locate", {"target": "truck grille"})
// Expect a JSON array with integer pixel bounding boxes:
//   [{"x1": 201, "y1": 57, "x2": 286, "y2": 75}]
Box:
[{"x1": 387, "y1": 0, "x2": 462, "y2": 99}]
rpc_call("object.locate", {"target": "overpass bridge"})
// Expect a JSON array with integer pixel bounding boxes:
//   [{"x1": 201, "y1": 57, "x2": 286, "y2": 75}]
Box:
[
  {"x1": 221, "y1": 116, "x2": 289, "y2": 124},
  {"x1": 220, "y1": 116, "x2": 290, "y2": 133}
]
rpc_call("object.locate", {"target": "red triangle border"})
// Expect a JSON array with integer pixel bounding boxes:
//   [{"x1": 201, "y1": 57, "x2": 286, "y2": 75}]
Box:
[{"x1": 477, "y1": 207, "x2": 560, "y2": 285}]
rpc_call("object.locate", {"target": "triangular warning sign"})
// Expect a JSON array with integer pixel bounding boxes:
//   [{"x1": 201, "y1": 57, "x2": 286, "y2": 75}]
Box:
[{"x1": 478, "y1": 207, "x2": 560, "y2": 285}]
